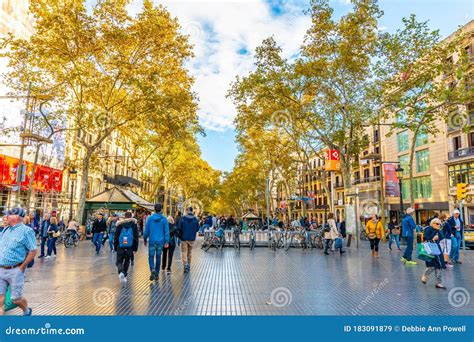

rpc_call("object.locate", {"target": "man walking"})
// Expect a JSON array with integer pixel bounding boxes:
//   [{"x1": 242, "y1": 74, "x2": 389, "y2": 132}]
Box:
[
  {"x1": 446, "y1": 209, "x2": 463, "y2": 264},
  {"x1": 401, "y1": 207, "x2": 417, "y2": 265},
  {"x1": 38, "y1": 213, "x2": 50, "y2": 258},
  {"x1": 0, "y1": 207, "x2": 37, "y2": 316},
  {"x1": 178, "y1": 207, "x2": 199, "y2": 273},
  {"x1": 143, "y1": 204, "x2": 169, "y2": 281},
  {"x1": 114, "y1": 212, "x2": 139, "y2": 284},
  {"x1": 92, "y1": 213, "x2": 107, "y2": 255}
]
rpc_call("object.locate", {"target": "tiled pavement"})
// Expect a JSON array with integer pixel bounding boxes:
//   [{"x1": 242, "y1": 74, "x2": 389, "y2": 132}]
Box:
[{"x1": 10, "y1": 238, "x2": 474, "y2": 316}]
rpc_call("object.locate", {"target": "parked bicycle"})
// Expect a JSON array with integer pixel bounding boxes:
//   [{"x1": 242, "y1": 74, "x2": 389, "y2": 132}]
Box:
[
  {"x1": 64, "y1": 229, "x2": 79, "y2": 248},
  {"x1": 204, "y1": 227, "x2": 226, "y2": 251},
  {"x1": 249, "y1": 227, "x2": 256, "y2": 250}
]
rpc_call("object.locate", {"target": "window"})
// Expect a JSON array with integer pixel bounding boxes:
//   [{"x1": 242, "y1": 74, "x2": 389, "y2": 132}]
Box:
[
  {"x1": 354, "y1": 171, "x2": 360, "y2": 182},
  {"x1": 470, "y1": 132, "x2": 474, "y2": 147},
  {"x1": 398, "y1": 154, "x2": 410, "y2": 176},
  {"x1": 397, "y1": 131, "x2": 409, "y2": 152},
  {"x1": 453, "y1": 136, "x2": 462, "y2": 151},
  {"x1": 374, "y1": 146, "x2": 380, "y2": 154},
  {"x1": 374, "y1": 129, "x2": 380, "y2": 143},
  {"x1": 416, "y1": 149, "x2": 430, "y2": 173},
  {"x1": 363, "y1": 169, "x2": 370, "y2": 181},
  {"x1": 415, "y1": 129, "x2": 429, "y2": 147},
  {"x1": 413, "y1": 176, "x2": 432, "y2": 198},
  {"x1": 373, "y1": 166, "x2": 380, "y2": 178}
]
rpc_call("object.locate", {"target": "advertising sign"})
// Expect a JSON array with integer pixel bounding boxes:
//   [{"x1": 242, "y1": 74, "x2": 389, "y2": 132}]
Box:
[
  {"x1": 383, "y1": 163, "x2": 400, "y2": 197},
  {"x1": 325, "y1": 149, "x2": 340, "y2": 171}
]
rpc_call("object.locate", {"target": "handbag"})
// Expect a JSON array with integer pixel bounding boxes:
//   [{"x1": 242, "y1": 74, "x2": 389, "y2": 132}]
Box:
[
  {"x1": 52, "y1": 230, "x2": 61, "y2": 238},
  {"x1": 423, "y1": 242, "x2": 442, "y2": 256},
  {"x1": 392, "y1": 228, "x2": 400, "y2": 236},
  {"x1": 335, "y1": 237, "x2": 343, "y2": 249},
  {"x1": 417, "y1": 243, "x2": 435, "y2": 261}
]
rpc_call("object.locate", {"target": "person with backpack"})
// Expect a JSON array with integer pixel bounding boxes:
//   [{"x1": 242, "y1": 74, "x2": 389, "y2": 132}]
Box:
[
  {"x1": 177, "y1": 207, "x2": 199, "y2": 273},
  {"x1": 114, "y1": 212, "x2": 139, "y2": 284},
  {"x1": 143, "y1": 204, "x2": 169, "y2": 281},
  {"x1": 365, "y1": 214, "x2": 384, "y2": 258}
]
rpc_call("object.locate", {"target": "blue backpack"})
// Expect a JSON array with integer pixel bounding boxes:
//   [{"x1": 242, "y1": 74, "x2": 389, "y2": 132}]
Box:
[{"x1": 119, "y1": 227, "x2": 133, "y2": 248}]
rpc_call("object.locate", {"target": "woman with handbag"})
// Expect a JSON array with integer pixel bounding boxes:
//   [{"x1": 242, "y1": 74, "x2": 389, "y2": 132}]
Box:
[
  {"x1": 365, "y1": 214, "x2": 384, "y2": 257},
  {"x1": 388, "y1": 216, "x2": 402, "y2": 251},
  {"x1": 421, "y1": 218, "x2": 446, "y2": 289},
  {"x1": 46, "y1": 217, "x2": 60, "y2": 258}
]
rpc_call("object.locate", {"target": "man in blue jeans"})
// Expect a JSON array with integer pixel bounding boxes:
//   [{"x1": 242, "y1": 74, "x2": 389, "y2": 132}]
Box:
[
  {"x1": 143, "y1": 204, "x2": 169, "y2": 281},
  {"x1": 91, "y1": 213, "x2": 107, "y2": 255},
  {"x1": 401, "y1": 207, "x2": 417, "y2": 265},
  {"x1": 37, "y1": 214, "x2": 50, "y2": 258},
  {"x1": 446, "y1": 209, "x2": 464, "y2": 264}
]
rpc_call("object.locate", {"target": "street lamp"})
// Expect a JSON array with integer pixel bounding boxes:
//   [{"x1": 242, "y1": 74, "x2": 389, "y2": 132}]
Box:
[
  {"x1": 395, "y1": 165, "x2": 404, "y2": 222},
  {"x1": 69, "y1": 168, "x2": 78, "y2": 222}
]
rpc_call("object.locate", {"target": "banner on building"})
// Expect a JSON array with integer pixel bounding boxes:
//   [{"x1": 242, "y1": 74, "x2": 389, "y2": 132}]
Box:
[
  {"x1": 383, "y1": 163, "x2": 400, "y2": 197},
  {"x1": 0, "y1": 154, "x2": 63, "y2": 192},
  {"x1": 325, "y1": 149, "x2": 340, "y2": 171}
]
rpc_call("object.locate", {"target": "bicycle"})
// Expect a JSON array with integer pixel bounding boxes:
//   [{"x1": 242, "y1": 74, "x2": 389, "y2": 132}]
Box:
[
  {"x1": 205, "y1": 227, "x2": 226, "y2": 251},
  {"x1": 309, "y1": 229, "x2": 324, "y2": 250},
  {"x1": 64, "y1": 230, "x2": 79, "y2": 248},
  {"x1": 232, "y1": 226, "x2": 241, "y2": 250},
  {"x1": 283, "y1": 228, "x2": 294, "y2": 251},
  {"x1": 268, "y1": 226, "x2": 278, "y2": 251},
  {"x1": 360, "y1": 230, "x2": 368, "y2": 241}
]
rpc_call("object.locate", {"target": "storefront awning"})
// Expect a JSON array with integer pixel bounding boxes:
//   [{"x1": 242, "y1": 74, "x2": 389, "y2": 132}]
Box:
[{"x1": 85, "y1": 186, "x2": 154, "y2": 211}]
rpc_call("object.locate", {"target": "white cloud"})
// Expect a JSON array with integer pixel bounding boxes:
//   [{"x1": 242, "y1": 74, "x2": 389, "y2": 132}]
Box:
[{"x1": 148, "y1": 0, "x2": 311, "y2": 131}]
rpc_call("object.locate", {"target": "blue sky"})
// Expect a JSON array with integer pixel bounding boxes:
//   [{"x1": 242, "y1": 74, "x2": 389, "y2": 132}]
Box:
[{"x1": 150, "y1": 0, "x2": 473, "y2": 172}]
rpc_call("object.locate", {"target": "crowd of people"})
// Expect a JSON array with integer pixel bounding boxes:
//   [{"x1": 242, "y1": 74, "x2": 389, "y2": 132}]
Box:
[{"x1": 0, "y1": 202, "x2": 467, "y2": 316}]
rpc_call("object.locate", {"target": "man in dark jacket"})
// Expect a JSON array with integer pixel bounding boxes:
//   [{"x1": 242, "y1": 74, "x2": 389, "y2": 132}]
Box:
[
  {"x1": 144, "y1": 204, "x2": 169, "y2": 281},
  {"x1": 178, "y1": 207, "x2": 199, "y2": 273},
  {"x1": 445, "y1": 209, "x2": 464, "y2": 264},
  {"x1": 92, "y1": 213, "x2": 107, "y2": 255},
  {"x1": 401, "y1": 208, "x2": 417, "y2": 265},
  {"x1": 114, "y1": 212, "x2": 139, "y2": 284}
]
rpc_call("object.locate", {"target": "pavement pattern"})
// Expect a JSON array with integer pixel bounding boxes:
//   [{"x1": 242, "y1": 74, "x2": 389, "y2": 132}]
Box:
[{"x1": 10, "y1": 236, "x2": 474, "y2": 316}]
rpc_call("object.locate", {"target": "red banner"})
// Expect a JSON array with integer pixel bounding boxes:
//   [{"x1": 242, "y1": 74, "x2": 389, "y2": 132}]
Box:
[
  {"x1": 383, "y1": 164, "x2": 400, "y2": 197},
  {"x1": 0, "y1": 154, "x2": 63, "y2": 192}
]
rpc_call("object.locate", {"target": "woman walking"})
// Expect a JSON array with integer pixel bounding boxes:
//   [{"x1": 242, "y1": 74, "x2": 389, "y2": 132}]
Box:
[
  {"x1": 324, "y1": 213, "x2": 344, "y2": 255},
  {"x1": 161, "y1": 215, "x2": 177, "y2": 274},
  {"x1": 46, "y1": 217, "x2": 59, "y2": 258},
  {"x1": 365, "y1": 214, "x2": 384, "y2": 257},
  {"x1": 421, "y1": 218, "x2": 447, "y2": 289},
  {"x1": 388, "y1": 216, "x2": 401, "y2": 251}
]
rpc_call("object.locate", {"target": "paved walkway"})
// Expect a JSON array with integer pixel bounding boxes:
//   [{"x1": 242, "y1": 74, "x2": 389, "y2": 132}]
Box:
[{"x1": 9, "y1": 238, "x2": 474, "y2": 316}]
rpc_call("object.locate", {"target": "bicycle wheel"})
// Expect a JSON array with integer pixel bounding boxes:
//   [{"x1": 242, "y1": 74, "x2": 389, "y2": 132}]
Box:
[
  {"x1": 205, "y1": 240, "x2": 213, "y2": 251},
  {"x1": 284, "y1": 234, "x2": 292, "y2": 251},
  {"x1": 249, "y1": 238, "x2": 255, "y2": 250}
]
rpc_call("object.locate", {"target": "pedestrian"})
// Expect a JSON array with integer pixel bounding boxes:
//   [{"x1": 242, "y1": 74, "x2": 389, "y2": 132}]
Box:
[
  {"x1": 107, "y1": 214, "x2": 119, "y2": 253},
  {"x1": 114, "y1": 212, "x2": 139, "y2": 284},
  {"x1": 365, "y1": 214, "x2": 384, "y2": 257},
  {"x1": 175, "y1": 211, "x2": 182, "y2": 247},
  {"x1": 401, "y1": 207, "x2": 418, "y2": 265},
  {"x1": 143, "y1": 204, "x2": 169, "y2": 281},
  {"x1": 0, "y1": 207, "x2": 37, "y2": 316},
  {"x1": 27, "y1": 212, "x2": 39, "y2": 236},
  {"x1": 177, "y1": 206, "x2": 199, "y2": 273},
  {"x1": 91, "y1": 213, "x2": 107, "y2": 255},
  {"x1": 45, "y1": 217, "x2": 59, "y2": 258},
  {"x1": 388, "y1": 216, "x2": 401, "y2": 251},
  {"x1": 38, "y1": 213, "x2": 50, "y2": 258},
  {"x1": 445, "y1": 209, "x2": 463, "y2": 264},
  {"x1": 161, "y1": 215, "x2": 176, "y2": 274},
  {"x1": 324, "y1": 213, "x2": 344, "y2": 255},
  {"x1": 420, "y1": 218, "x2": 447, "y2": 289}
]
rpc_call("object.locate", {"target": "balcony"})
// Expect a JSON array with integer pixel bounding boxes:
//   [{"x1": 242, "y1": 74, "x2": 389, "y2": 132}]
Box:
[
  {"x1": 448, "y1": 146, "x2": 474, "y2": 160},
  {"x1": 353, "y1": 176, "x2": 381, "y2": 185}
]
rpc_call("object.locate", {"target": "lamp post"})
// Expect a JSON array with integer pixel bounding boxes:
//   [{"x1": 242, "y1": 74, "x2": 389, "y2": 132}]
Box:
[
  {"x1": 395, "y1": 165, "x2": 404, "y2": 222},
  {"x1": 69, "y1": 168, "x2": 78, "y2": 222}
]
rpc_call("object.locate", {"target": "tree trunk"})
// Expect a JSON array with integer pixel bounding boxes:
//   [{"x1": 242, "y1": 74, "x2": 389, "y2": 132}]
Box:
[
  {"x1": 408, "y1": 132, "x2": 418, "y2": 208},
  {"x1": 25, "y1": 144, "x2": 41, "y2": 212},
  {"x1": 77, "y1": 152, "x2": 92, "y2": 225}
]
